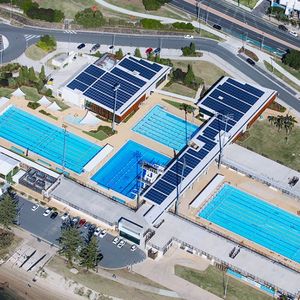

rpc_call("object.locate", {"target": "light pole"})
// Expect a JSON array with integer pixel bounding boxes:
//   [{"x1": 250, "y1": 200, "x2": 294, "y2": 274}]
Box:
[
  {"x1": 196, "y1": 0, "x2": 201, "y2": 36},
  {"x1": 112, "y1": 83, "x2": 120, "y2": 132},
  {"x1": 260, "y1": 33, "x2": 265, "y2": 50},
  {"x1": 62, "y1": 124, "x2": 67, "y2": 173}
]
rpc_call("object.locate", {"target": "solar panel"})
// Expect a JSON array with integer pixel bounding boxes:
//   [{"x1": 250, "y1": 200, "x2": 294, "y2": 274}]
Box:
[
  {"x1": 154, "y1": 179, "x2": 176, "y2": 195},
  {"x1": 85, "y1": 65, "x2": 105, "y2": 78},
  {"x1": 227, "y1": 78, "x2": 264, "y2": 97},
  {"x1": 83, "y1": 87, "x2": 115, "y2": 110},
  {"x1": 209, "y1": 118, "x2": 233, "y2": 133},
  {"x1": 111, "y1": 67, "x2": 146, "y2": 87},
  {"x1": 143, "y1": 188, "x2": 168, "y2": 205},
  {"x1": 179, "y1": 153, "x2": 200, "y2": 168},
  {"x1": 170, "y1": 161, "x2": 193, "y2": 177},
  {"x1": 67, "y1": 79, "x2": 89, "y2": 92},
  {"x1": 119, "y1": 58, "x2": 156, "y2": 80},
  {"x1": 128, "y1": 56, "x2": 162, "y2": 72},
  {"x1": 187, "y1": 148, "x2": 209, "y2": 160},
  {"x1": 75, "y1": 72, "x2": 98, "y2": 86}
]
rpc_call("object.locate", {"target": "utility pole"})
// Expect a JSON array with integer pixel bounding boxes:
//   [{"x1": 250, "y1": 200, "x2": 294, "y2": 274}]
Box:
[
  {"x1": 196, "y1": 0, "x2": 201, "y2": 36},
  {"x1": 62, "y1": 124, "x2": 67, "y2": 173},
  {"x1": 112, "y1": 83, "x2": 120, "y2": 132}
]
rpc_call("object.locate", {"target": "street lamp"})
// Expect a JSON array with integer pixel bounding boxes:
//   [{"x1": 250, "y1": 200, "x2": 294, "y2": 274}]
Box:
[
  {"x1": 196, "y1": 0, "x2": 201, "y2": 36},
  {"x1": 112, "y1": 83, "x2": 120, "y2": 132},
  {"x1": 62, "y1": 124, "x2": 67, "y2": 173}
]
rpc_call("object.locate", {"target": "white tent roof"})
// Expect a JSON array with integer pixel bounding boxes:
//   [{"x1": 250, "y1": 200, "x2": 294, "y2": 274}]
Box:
[
  {"x1": 0, "y1": 153, "x2": 19, "y2": 176},
  {"x1": 11, "y1": 88, "x2": 25, "y2": 97},
  {"x1": 48, "y1": 101, "x2": 61, "y2": 111},
  {"x1": 80, "y1": 111, "x2": 101, "y2": 126},
  {"x1": 38, "y1": 96, "x2": 51, "y2": 107},
  {"x1": 0, "y1": 97, "x2": 9, "y2": 108}
]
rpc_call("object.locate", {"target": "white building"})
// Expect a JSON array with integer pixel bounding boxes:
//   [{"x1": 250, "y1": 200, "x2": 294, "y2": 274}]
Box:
[{"x1": 272, "y1": 0, "x2": 300, "y2": 16}]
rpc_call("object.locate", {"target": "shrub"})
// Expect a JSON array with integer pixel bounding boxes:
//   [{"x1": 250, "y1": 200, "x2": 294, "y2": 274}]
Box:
[
  {"x1": 36, "y1": 35, "x2": 56, "y2": 52},
  {"x1": 140, "y1": 18, "x2": 163, "y2": 29},
  {"x1": 0, "y1": 229, "x2": 14, "y2": 248},
  {"x1": 134, "y1": 48, "x2": 142, "y2": 58},
  {"x1": 142, "y1": 0, "x2": 170, "y2": 10},
  {"x1": 115, "y1": 48, "x2": 124, "y2": 60},
  {"x1": 181, "y1": 42, "x2": 196, "y2": 57},
  {"x1": 44, "y1": 88, "x2": 52, "y2": 97},
  {"x1": 172, "y1": 22, "x2": 194, "y2": 30},
  {"x1": 75, "y1": 8, "x2": 105, "y2": 28},
  {"x1": 282, "y1": 49, "x2": 300, "y2": 70},
  {"x1": 27, "y1": 101, "x2": 40, "y2": 109}
]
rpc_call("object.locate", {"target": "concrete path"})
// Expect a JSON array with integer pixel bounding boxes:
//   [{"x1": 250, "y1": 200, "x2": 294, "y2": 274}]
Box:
[{"x1": 156, "y1": 89, "x2": 196, "y2": 103}]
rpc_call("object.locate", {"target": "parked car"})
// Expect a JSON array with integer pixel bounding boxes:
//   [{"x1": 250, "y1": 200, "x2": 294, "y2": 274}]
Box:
[
  {"x1": 99, "y1": 229, "x2": 107, "y2": 238},
  {"x1": 289, "y1": 31, "x2": 298, "y2": 37},
  {"x1": 145, "y1": 47, "x2": 153, "y2": 54},
  {"x1": 246, "y1": 58, "x2": 255, "y2": 66},
  {"x1": 31, "y1": 204, "x2": 39, "y2": 211},
  {"x1": 184, "y1": 34, "x2": 194, "y2": 39},
  {"x1": 117, "y1": 240, "x2": 126, "y2": 248},
  {"x1": 278, "y1": 25, "x2": 288, "y2": 32},
  {"x1": 90, "y1": 43, "x2": 100, "y2": 52},
  {"x1": 61, "y1": 212, "x2": 69, "y2": 220},
  {"x1": 94, "y1": 227, "x2": 101, "y2": 236},
  {"x1": 77, "y1": 43, "x2": 86, "y2": 50},
  {"x1": 89, "y1": 224, "x2": 96, "y2": 233},
  {"x1": 43, "y1": 207, "x2": 52, "y2": 217},
  {"x1": 112, "y1": 236, "x2": 120, "y2": 244},
  {"x1": 71, "y1": 217, "x2": 80, "y2": 227},
  {"x1": 153, "y1": 48, "x2": 161, "y2": 54},
  {"x1": 84, "y1": 222, "x2": 90, "y2": 229},
  {"x1": 79, "y1": 219, "x2": 86, "y2": 227},
  {"x1": 109, "y1": 45, "x2": 114, "y2": 50},
  {"x1": 50, "y1": 211, "x2": 58, "y2": 219},
  {"x1": 213, "y1": 24, "x2": 222, "y2": 30},
  {"x1": 130, "y1": 245, "x2": 137, "y2": 252}
]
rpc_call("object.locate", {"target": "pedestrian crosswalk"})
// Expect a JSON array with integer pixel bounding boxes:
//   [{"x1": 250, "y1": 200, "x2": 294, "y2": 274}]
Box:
[
  {"x1": 24, "y1": 34, "x2": 40, "y2": 41},
  {"x1": 64, "y1": 30, "x2": 77, "y2": 34}
]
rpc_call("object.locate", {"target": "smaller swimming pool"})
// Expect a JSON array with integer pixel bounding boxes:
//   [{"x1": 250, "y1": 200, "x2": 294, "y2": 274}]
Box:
[
  {"x1": 64, "y1": 114, "x2": 83, "y2": 125},
  {"x1": 132, "y1": 105, "x2": 198, "y2": 151},
  {"x1": 92, "y1": 140, "x2": 170, "y2": 199}
]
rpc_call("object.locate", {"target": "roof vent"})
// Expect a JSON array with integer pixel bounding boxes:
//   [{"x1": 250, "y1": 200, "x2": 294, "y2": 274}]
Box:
[
  {"x1": 218, "y1": 96, "x2": 224, "y2": 100},
  {"x1": 133, "y1": 71, "x2": 139, "y2": 76}
]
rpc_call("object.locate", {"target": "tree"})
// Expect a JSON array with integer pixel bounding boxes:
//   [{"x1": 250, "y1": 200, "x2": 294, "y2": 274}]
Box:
[
  {"x1": 184, "y1": 64, "x2": 195, "y2": 86},
  {"x1": 179, "y1": 103, "x2": 194, "y2": 144},
  {"x1": 75, "y1": 8, "x2": 105, "y2": 28},
  {"x1": 0, "y1": 194, "x2": 17, "y2": 229},
  {"x1": 142, "y1": 0, "x2": 171, "y2": 10},
  {"x1": 80, "y1": 236, "x2": 101, "y2": 270},
  {"x1": 283, "y1": 114, "x2": 297, "y2": 141},
  {"x1": 59, "y1": 227, "x2": 83, "y2": 265},
  {"x1": 134, "y1": 48, "x2": 142, "y2": 58},
  {"x1": 282, "y1": 49, "x2": 300, "y2": 70},
  {"x1": 39, "y1": 65, "x2": 46, "y2": 83},
  {"x1": 28, "y1": 67, "x2": 37, "y2": 83},
  {"x1": 36, "y1": 35, "x2": 57, "y2": 52},
  {"x1": 115, "y1": 48, "x2": 124, "y2": 60},
  {"x1": 140, "y1": 18, "x2": 163, "y2": 29}
]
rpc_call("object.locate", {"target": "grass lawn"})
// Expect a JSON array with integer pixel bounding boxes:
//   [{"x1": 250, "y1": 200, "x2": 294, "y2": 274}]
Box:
[
  {"x1": 21, "y1": 86, "x2": 44, "y2": 101},
  {"x1": 0, "y1": 87, "x2": 14, "y2": 97},
  {"x1": 200, "y1": 30, "x2": 224, "y2": 42},
  {"x1": 264, "y1": 61, "x2": 300, "y2": 92},
  {"x1": 233, "y1": 0, "x2": 258, "y2": 9},
  {"x1": 175, "y1": 265, "x2": 272, "y2": 300},
  {"x1": 172, "y1": 60, "x2": 226, "y2": 86},
  {"x1": 83, "y1": 125, "x2": 115, "y2": 141},
  {"x1": 48, "y1": 256, "x2": 177, "y2": 300},
  {"x1": 237, "y1": 119, "x2": 300, "y2": 172},
  {"x1": 275, "y1": 60, "x2": 300, "y2": 81},
  {"x1": 25, "y1": 45, "x2": 49, "y2": 61},
  {"x1": 163, "y1": 82, "x2": 196, "y2": 98}
]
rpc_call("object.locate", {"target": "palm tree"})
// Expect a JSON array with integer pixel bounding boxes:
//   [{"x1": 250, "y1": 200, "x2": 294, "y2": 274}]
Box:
[
  {"x1": 283, "y1": 114, "x2": 297, "y2": 142},
  {"x1": 267, "y1": 115, "x2": 275, "y2": 125},
  {"x1": 179, "y1": 103, "x2": 194, "y2": 144}
]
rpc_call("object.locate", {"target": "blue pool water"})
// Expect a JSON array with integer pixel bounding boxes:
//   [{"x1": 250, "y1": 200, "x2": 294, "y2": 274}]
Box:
[
  {"x1": 0, "y1": 106, "x2": 101, "y2": 173},
  {"x1": 132, "y1": 105, "x2": 198, "y2": 151},
  {"x1": 199, "y1": 184, "x2": 300, "y2": 263},
  {"x1": 64, "y1": 114, "x2": 83, "y2": 125},
  {"x1": 92, "y1": 140, "x2": 170, "y2": 199}
]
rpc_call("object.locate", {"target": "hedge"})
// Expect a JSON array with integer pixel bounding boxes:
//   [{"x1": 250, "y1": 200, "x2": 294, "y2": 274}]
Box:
[{"x1": 140, "y1": 18, "x2": 163, "y2": 29}]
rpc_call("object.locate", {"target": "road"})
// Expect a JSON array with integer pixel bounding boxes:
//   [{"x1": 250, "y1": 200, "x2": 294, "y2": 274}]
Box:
[
  {"x1": 170, "y1": 0, "x2": 300, "y2": 53},
  {"x1": 0, "y1": 23, "x2": 299, "y2": 112}
]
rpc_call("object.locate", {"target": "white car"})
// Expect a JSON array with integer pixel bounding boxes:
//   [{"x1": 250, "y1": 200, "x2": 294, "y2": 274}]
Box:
[
  {"x1": 61, "y1": 212, "x2": 69, "y2": 220},
  {"x1": 289, "y1": 31, "x2": 298, "y2": 37},
  {"x1": 94, "y1": 227, "x2": 101, "y2": 236},
  {"x1": 184, "y1": 34, "x2": 194, "y2": 39},
  {"x1": 117, "y1": 240, "x2": 126, "y2": 248},
  {"x1": 130, "y1": 245, "x2": 137, "y2": 252},
  {"x1": 112, "y1": 237, "x2": 120, "y2": 244},
  {"x1": 99, "y1": 229, "x2": 107, "y2": 238},
  {"x1": 43, "y1": 207, "x2": 52, "y2": 217},
  {"x1": 31, "y1": 204, "x2": 39, "y2": 211}
]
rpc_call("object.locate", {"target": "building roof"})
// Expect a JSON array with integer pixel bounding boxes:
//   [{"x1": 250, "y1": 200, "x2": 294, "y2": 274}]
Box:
[
  {"x1": 0, "y1": 152, "x2": 19, "y2": 176},
  {"x1": 65, "y1": 54, "x2": 170, "y2": 117},
  {"x1": 149, "y1": 213, "x2": 300, "y2": 296},
  {"x1": 142, "y1": 77, "x2": 277, "y2": 224}
]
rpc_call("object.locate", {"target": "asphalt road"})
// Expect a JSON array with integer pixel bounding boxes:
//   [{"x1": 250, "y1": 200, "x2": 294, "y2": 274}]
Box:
[
  {"x1": 17, "y1": 195, "x2": 145, "y2": 269},
  {"x1": 170, "y1": 0, "x2": 300, "y2": 53},
  {"x1": 0, "y1": 23, "x2": 299, "y2": 112}
]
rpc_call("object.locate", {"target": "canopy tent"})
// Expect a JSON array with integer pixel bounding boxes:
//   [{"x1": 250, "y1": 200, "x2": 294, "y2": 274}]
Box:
[
  {"x1": 48, "y1": 101, "x2": 61, "y2": 111},
  {"x1": 11, "y1": 88, "x2": 25, "y2": 97},
  {"x1": 0, "y1": 97, "x2": 9, "y2": 108},
  {"x1": 80, "y1": 111, "x2": 101, "y2": 126},
  {"x1": 0, "y1": 152, "x2": 20, "y2": 176},
  {"x1": 38, "y1": 96, "x2": 51, "y2": 107}
]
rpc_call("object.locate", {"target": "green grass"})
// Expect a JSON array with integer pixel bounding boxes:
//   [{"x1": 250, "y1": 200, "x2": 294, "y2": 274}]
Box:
[
  {"x1": 162, "y1": 99, "x2": 183, "y2": 109},
  {"x1": 237, "y1": 119, "x2": 300, "y2": 172},
  {"x1": 83, "y1": 125, "x2": 115, "y2": 141},
  {"x1": 275, "y1": 60, "x2": 300, "y2": 81},
  {"x1": 175, "y1": 265, "x2": 272, "y2": 300},
  {"x1": 21, "y1": 86, "x2": 44, "y2": 101},
  {"x1": 163, "y1": 82, "x2": 196, "y2": 98},
  {"x1": 200, "y1": 30, "x2": 224, "y2": 41},
  {"x1": 39, "y1": 109, "x2": 58, "y2": 120},
  {"x1": 0, "y1": 87, "x2": 14, "y2": 97},
  {"x1": 264, "y1": 61, "x2": 300, "y2": 92},
  {"x1": 232, "y1": 0, "x2": 258, "y2": 9},
  {"x1": 25, "y1": 44, "x2": 48, "y2": 61}
]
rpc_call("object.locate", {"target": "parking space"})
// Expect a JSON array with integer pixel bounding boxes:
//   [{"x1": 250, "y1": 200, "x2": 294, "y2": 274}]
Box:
[{"x1": 16, "y1": 196, "x2": 145, "y2": 269}]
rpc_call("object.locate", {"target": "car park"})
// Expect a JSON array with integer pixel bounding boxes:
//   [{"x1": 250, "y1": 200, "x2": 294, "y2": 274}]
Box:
[
  {"x1": 50, "y1": 211, "x2": 58, "y2": 219},
  {"x1": 31, "y1": 204, "x2": 39, "y2": 211},
  {"x1": 117, "y1": 240, "x2": 126, "y2": 248},
  {"x1": 99, "y1": 229, "x2": 107, "y2": 238},
  {"x1": 184, "y1": 35, "x2": 194, "y2": 39},
  {"x1": 213, "y1": 24, "x2": 222, "y2": 30},
  {"x1": 246, "y1": 58, "x2": 255, "y2": 66},
  {"x1": 289, "y1": 31, "x2": 298, "y2": 37},
  {"x1": 112, "y1": 236, "x2": 120, "y2": 244},
  {"x1": 61, "y1": 212, "x2": 69, "y2": 220},
  {"x1": 43, "y1": 207, "x2": 52, "y2": 217},
  {"x1": 94, "y1": 227, "x2": 101, "y2": 236},
  {"x1": 145, "y1": 47, "x2": 153, "y2": 54},
  {"x1": 77, "y1": 43, "x2": 85, "y2": 50},
  {"x1": 130, "y1": 245, "x2": 137, "y2": 252}
]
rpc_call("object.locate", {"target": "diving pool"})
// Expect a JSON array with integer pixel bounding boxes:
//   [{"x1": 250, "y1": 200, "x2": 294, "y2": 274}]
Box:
[
  {"x1": 0, "y1": 106, "x2": 101, "y2": 173},
  {"x1": 132, "y1": 105, "x2": 198, "y2": 151},
  {"x1": 92, "y1": 140, "x2": 170, "y2": 199},
  {"x1": 199, "y1": 184, "x2": 300, "y2": 263}
]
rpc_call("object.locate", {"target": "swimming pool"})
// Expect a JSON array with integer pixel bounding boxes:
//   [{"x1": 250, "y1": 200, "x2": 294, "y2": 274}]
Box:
[
  {"x1": 132, "y1": 105, "x2": 198, "y2": 151},
  {"x1": 92, "y1": 140, "x2": 170, "y2": 199},
  {"x1": 0, "y1": 106, "x2": 101, "y2": 173},
  {"x1": 199, "y1": 184, "x2": 300, "y2": 263}
]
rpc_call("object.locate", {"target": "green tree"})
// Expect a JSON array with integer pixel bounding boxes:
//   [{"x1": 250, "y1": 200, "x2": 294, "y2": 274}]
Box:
[
  {"x1": 179, "y1": 103, "x2": 194, "y2": 144},
  {"x1": 0, "y1": 194, "x2": 17, "y2": 229},
  {"x1": 134, "y1": 48, "x2": 142, "y2": 58},
  {"x1": 80, "y1": 237, "x2": 101, "y2": 270},
  {"x1": 282, "y1": 49, "x2": 300, "y2": 70},
  {"x1": 39, "y1": 65, "x2": 46, "y2": 83},
  {"x1": 28, "y1": 66, "x2": 37, "y2": 82},
  {"x1": 115, "y1": 48, "x2": 124, "y2": 60},
  {"x1": 140, "y1": 18, "x2": 163, "y2": 29},
  {"x1": 283, "y1": 114, "x2": 297, "y2": 142},
  {"x1": 75, "y1": 8, "x2": 105, "y2": 28},
  {"x1": 36, "y1": 35, "x2": 57, "y2": 52},
  {"x1": 142, "y1": 0, "x2": 171, "y2": 10},
  {"x1": 183, "y1": 64, "x2": 195, "y2": 86},
  {"x1": 59, "y1": 227, "x2": 83, "y2": 266}
]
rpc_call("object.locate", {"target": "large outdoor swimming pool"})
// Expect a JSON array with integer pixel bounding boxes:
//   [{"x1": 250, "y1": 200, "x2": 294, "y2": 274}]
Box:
[
  {"x1": 132, "y1": 105, "x2": 198, "y2": 151},
  {"x1": 0, "y1": 106, "x2": 101, "y2": 173},
  {"x1": 199, "y1": 184, "x2": 300, "y2": 263},
  {"x1": 92, "y1": 140, "x2": 170, "y2": 199}
]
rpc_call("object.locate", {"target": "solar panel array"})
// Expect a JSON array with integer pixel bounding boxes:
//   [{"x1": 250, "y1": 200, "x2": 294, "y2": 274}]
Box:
[
  {"x1": 143, "y1": 78, "x2": 266, "y2": 205},
  {"x1": 66, "y1": 56, "x2": 164, "y2": 113}
]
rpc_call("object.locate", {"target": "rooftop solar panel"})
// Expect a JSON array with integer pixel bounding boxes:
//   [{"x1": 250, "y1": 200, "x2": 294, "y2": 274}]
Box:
[
  {"x1": 119, "y1": 58, "x2": 156, "y2": 80},
  {"x1": 227, "y1": 78, "x2": 264, "y2": 97},
  {"x1": 111, "y1": 67, "x2": 146, "y2": 87},
  {"x1": 67, "y1": 79, "x2": 89, "y2": 92},
  {"x1": 85, "y1": 65, "x2": 105, "y2": 78},
  {"x1": 144, "y1": 188, "x2": 168, "y2": 205},
  {"x1": 75, "y1": 72, "x2": 98, "y2": 86},
  {"x1": 83, "y1": 87, "x2": 115, "y2": 110},
  {"x1": 128, "y1": 56, "x2": 163, "y2": 72}
]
